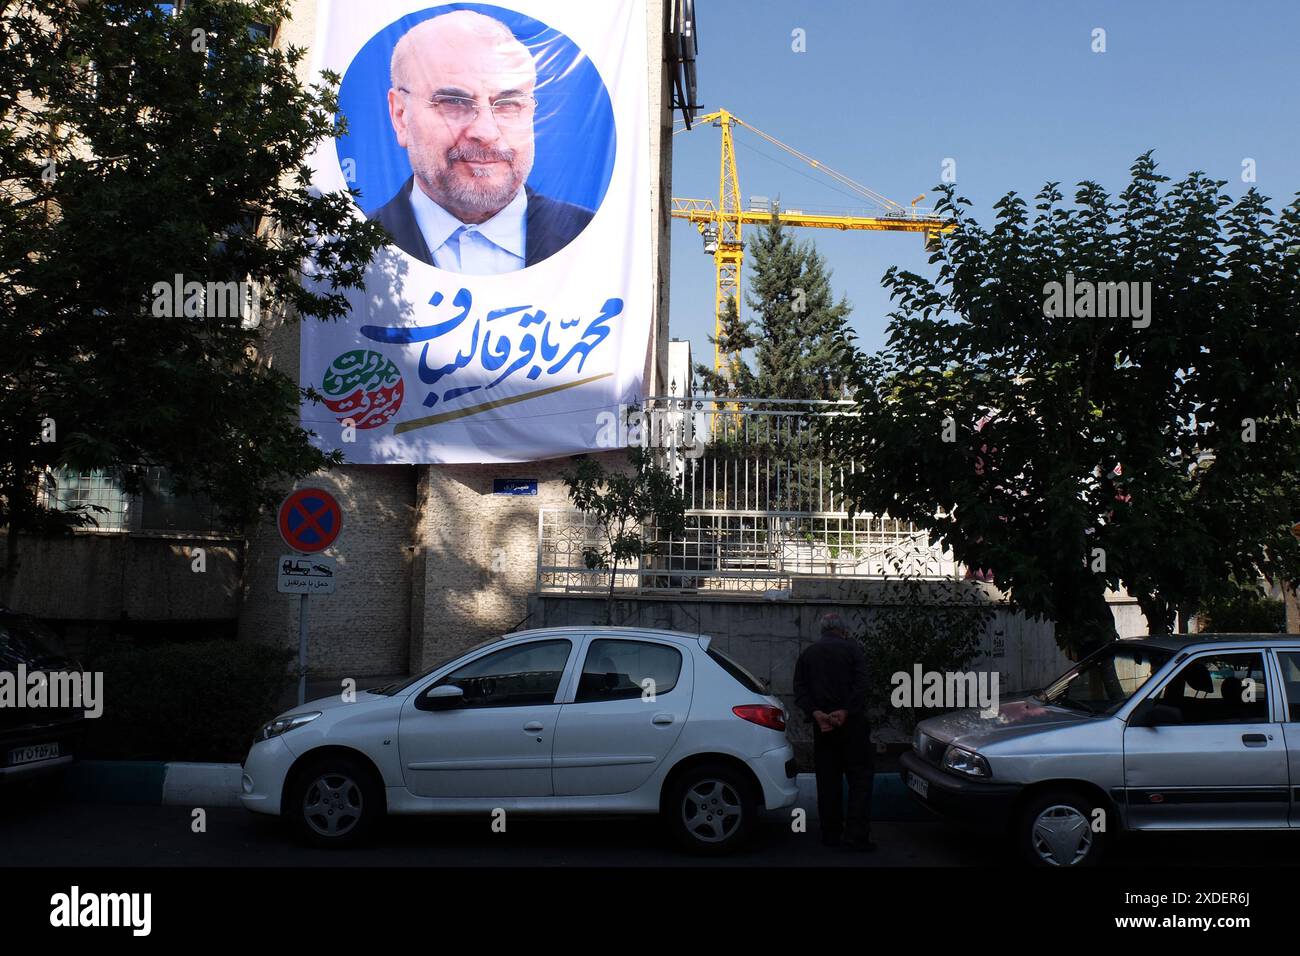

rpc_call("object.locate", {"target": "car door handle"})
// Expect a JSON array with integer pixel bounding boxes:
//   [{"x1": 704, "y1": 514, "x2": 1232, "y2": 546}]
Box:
[
  {"x1": 1242, "y1": 733, "x2": 1268, "y2": 746},
  {"x1": 652, "y1": 714, "x2": 674, "y2": 726},
  {"x1": 524, "y1": 721, "x2": 544, "y2": 733}
]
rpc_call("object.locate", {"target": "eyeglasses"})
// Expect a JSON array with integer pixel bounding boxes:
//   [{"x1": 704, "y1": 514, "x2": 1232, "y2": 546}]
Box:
[{"x1": 400, "y1": 90, "x2": 535, "y2": 127}]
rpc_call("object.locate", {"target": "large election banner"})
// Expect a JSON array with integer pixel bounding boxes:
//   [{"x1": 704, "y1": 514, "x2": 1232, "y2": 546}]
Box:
[{"x1": 301, "y1": 0, "x2": 650, "y2": 463}]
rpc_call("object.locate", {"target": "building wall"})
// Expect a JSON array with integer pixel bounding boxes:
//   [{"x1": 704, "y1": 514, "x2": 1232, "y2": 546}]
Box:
[
  {"x1": 408, "y1": 452, "x2": 625, "y2": 670},
  {"x1": 0, "y1": 531, "x2": 242, "y2": 623},
  {"x1": 234, "y1": 0, "x2": 676, "y2": 677},
  {"x1": 236, "y1": 465, "x2": 418, "y2": 678}
]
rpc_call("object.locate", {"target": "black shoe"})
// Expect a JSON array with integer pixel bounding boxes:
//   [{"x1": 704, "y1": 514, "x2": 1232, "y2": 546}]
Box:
[{"x1": 821, "y1": 836, "x2": 842, "y2": 848}]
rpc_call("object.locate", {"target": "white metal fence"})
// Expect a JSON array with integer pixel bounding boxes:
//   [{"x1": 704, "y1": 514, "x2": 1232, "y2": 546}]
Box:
[{"x1": 536, "y1": 396, "x2": 959, "y2": 594}]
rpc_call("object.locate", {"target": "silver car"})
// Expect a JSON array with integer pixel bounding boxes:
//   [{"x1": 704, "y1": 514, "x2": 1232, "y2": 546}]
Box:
[{"x1": 901, "y1": 634, "x2": 1300, "y2": 865}]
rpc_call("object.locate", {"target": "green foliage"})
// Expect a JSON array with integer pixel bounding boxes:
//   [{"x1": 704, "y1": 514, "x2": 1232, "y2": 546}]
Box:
[
  {"x1": 695, "y1": 295, "x2": 755, "y2": 396},
  {"x1": 563, "y1": 445, "x2": 687, "y2": 618},
  {"x1": 84, "y1": 639, "x2": 294, "y2": 762},
  {"x1": 823, "y1": 154, "x2": 1300, "y2": 658},
  {"x1": 854, "y1": 557, "x2": 993, "y2": 732},
  {"x1": 697, "y1": 212, "x2": 853, "y2": 401},
  {"x1": 0, "y1": 0, "x2": 390, "y2": 559},
  {"x1": 1198, "y1": 583, "x2": 1286, "y2": 634}
]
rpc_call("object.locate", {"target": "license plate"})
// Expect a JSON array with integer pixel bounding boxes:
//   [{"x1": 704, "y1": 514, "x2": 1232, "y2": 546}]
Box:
[
  {"x1": 8, "y1": 743, "x2": 59, "y2": 767},
  {"x1": 907, "y1": 771, "x2": 929, "y2": 799}
]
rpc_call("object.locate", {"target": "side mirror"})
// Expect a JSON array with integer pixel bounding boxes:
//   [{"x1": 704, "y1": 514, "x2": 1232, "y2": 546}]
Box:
[
  {"x1": 1131, "y1": 701, "x2": 1183, "y2": 728},
  {"x1": 423, "y1": 684, "x2": 465, "y2": 711}
]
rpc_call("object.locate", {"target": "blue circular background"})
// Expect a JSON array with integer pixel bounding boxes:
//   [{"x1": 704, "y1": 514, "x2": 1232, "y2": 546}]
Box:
[{"x1": 335, "y1": 3, "x2": 617, "y2": 219}]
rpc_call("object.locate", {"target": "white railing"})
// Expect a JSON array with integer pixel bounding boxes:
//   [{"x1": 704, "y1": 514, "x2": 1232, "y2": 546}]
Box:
[
  {"x1": 539, "y1": 394, "x2": 959, "y2": 593},
  {"x1": 537, "y1": 509, "x2": 959, "y2": 595}
]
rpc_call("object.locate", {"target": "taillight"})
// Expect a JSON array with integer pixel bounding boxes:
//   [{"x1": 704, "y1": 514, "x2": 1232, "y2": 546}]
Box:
[{"x1": 732, "y1": 704, "x2": 785, "y2": 731}]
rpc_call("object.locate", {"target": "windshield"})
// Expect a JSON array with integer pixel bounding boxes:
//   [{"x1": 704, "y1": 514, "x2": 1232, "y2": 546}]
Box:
[
  {"x1": 0, "y1": 619, "x2": 69, "y2": 669},
  {"x1": 366, "y1": 635, "x2": 504, "y2": 695},
  {"x1": 1039, "y1": 643, "x2": 1173, "y2": 716}
]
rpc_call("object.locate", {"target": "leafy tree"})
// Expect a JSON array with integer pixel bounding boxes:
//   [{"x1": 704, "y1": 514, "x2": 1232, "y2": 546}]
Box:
[
  {"x1": 0, "y1": 0, "x2": 388, "y2": 573},
  {"x1": 823, "y1": 154, "x2": 1300, "y2": 658},
  {"x1": 696, "y1": 211, "x2": 853, "y2": 401},
  {"x1": 1198, "y1": 581, "x2": 1286, "y2": 634},
  {"x1": 563, "y1": 446, "x2": 688, "y2": 621}
]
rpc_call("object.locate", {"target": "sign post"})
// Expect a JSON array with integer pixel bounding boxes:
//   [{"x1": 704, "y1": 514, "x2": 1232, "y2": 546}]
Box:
[{"x1": 276, "y1": 488, "x2": 343, "y2": 705}]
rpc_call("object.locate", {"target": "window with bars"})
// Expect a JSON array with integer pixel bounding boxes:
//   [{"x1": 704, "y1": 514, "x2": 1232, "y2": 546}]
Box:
[
  {"x1": 39, "y1": 467, "x2": 231, "y2": 534},
  {"x1": 41, "y1": 469, "x2": 134, "y2": 532}
]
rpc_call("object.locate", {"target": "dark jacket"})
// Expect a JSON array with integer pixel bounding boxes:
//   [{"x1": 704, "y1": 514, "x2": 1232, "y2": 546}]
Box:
[
  {"x1": 793, "y1": 634, "x2": 870, "y2": 722},
  {"x1": 367, "y1": 175, "x2": 594, "y2": 269}
]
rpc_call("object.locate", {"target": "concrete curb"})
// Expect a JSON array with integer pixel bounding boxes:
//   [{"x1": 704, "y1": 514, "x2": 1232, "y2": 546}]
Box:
[
  {"x1": 161, "y1": 762, "x2": 244, "y2": 809},
  {"x1": 65, "y1": 761, "x2": 931, "y2": 820}
]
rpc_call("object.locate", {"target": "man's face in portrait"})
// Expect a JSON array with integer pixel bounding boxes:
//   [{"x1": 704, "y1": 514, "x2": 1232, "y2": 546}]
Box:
[{"x1": 388, "y1": 12, "x2": 537, "y2": 224}]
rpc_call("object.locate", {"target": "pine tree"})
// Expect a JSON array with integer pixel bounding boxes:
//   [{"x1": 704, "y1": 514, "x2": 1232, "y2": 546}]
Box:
[
  {"x1": 694, "y1": 294, "x2": 756, "y2": 396},
  {"x1": 724, "y1": 211, "x2": 853, "y2": 402}
]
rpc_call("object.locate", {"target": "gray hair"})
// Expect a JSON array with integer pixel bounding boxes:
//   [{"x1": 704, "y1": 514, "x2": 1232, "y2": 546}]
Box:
[{"x1": 819, "y1": 613, "x2": 848, "y2": 639}]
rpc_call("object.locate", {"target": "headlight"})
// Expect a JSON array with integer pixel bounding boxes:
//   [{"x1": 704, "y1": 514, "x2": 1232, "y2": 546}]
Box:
[
  {"x1": 942, "y1": 745, "x2": 991, "y2": 778},
  {"x1": 254, "y1": 712, "x2": 321, "y2": 743},
  {"x1": 913, "y1": 728, "x2": 926, "y2": 753}
]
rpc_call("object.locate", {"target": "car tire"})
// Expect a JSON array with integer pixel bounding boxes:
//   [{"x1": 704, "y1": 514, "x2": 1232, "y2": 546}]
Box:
[
  {"x1": 664, "y1": 762, "x2": 758, "y2": 856},
  {"x1": 1015, "y1": 789, "x2": 1107, "y2": 867},
  {"x1": 286, "y1": 753, "x2": 382, "y2": 849}
]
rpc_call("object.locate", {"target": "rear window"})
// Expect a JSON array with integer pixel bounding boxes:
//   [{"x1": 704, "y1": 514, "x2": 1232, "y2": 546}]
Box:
[{"x1": 707, "y1": 647, "x2": 768, "y2": 694}]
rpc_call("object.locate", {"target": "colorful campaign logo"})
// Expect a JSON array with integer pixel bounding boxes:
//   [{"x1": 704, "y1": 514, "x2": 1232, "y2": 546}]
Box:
[{"x1": 321, "y1": 349, "x2": 404, "y2": 429}]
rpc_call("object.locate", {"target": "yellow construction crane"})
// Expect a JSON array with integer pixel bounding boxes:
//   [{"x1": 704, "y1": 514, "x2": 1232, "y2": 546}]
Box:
[{"x1": 672, "y1": 108, "x2": 956, "y2": 375}]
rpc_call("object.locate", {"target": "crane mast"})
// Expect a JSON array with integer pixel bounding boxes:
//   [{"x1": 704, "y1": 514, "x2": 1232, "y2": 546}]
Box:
[{"x1": 672, "y1": 108, "x2": 956, "y2": 375}]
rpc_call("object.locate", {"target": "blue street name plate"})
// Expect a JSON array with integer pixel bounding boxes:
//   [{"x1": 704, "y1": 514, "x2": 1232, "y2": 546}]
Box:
[{"x1": 493, "y1": 479, "x2": 538, "y2": 496}]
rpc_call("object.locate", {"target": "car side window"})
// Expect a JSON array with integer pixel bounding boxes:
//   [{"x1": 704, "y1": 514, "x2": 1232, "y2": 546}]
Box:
[
  {"x1": 1151, "y1": 652, "x2": 1270, "y2": 724},
  {"x1": 575, "y1": 639, "x2": 682, "y2": 704},
  {"x1": 1275, "y1": 652, "x2": 1300, "y2": 722},
  {"x1": 435, "y1": 639, "x2": 572, "y2": 708}
]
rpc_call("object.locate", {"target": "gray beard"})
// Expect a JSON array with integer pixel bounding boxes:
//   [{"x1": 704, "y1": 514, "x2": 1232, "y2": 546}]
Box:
[{"x1": 423, "y1": 145, "x2": 531, "y2": 219}]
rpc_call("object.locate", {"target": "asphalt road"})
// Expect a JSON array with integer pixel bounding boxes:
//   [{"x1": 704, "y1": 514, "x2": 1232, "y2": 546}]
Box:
[{"x1": 2, "y1": 790, "x2": 1299, "y2": 867}]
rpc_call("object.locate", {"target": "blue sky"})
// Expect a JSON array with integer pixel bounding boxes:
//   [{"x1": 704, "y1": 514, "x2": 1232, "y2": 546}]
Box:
[{"x1": 667, "y1": 0, "x2": 1300, "y2": 381}]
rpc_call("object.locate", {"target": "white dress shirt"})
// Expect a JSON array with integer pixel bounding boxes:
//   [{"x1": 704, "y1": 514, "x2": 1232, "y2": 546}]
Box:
[{"x1": 408, "y1": 182, "x2": 527, "y2": 275}]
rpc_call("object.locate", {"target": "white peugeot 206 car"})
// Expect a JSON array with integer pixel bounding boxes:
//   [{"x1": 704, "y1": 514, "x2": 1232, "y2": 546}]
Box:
[{"x1": 241, "y1": 627, "x2": 798, "y2": 854}]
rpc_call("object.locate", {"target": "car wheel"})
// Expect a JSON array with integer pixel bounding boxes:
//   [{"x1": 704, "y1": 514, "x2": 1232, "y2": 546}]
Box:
[
  {"x1": 287, "y1": 754, "x2": 382, "y2": 848},
  {"x1": 665, "y1": 762, "x2": 757, "y2": 855},
  {"x1": 1015, "y1": 790, "x2": 1106, "y2": 867}
]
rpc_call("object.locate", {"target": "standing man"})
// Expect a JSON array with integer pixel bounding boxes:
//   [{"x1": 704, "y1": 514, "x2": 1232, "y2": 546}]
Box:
[{"x1": 793, "y1": 612, "x2": 875, "y2": 850}]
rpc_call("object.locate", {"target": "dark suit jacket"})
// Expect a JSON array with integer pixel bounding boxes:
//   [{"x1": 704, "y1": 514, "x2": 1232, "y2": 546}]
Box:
[{"x1": 367, "y1": 175, "x2": 594, "y2": 269}]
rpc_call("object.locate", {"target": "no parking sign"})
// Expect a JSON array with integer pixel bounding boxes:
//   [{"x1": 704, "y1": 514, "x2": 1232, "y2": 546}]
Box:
[
  {"x1": 277, "y1": 487, "x2": 343, "y2": 706},
  {"x1": 278, "y1": 488, "x2": 342, "y2": 554}
]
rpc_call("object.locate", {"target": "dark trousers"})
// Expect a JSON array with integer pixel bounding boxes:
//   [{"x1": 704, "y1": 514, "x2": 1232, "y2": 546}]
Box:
[{"x1": 812, "y1": 716, "x2": 874, "y2": 844}]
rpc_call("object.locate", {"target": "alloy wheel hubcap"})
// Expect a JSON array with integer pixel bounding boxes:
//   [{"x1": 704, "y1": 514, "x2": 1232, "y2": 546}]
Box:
[
  {"x1": 1031, "y1": 804, "x2": 1093, "y2": 865},
  {"x1": 682, "y1": 778, "x2": 743, "y2": 844},
  {"x1": 303, "y1": 772, "x2": 364, "y2": 837}
]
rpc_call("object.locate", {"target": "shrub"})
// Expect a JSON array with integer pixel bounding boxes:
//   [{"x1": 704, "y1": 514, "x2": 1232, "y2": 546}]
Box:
[
  {"x1": 1199, "y1": 585, "x2": 1286, "y2": 634},
  {"x1": 855, "y1": 565, "x2": 993, "y2": 733}
]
